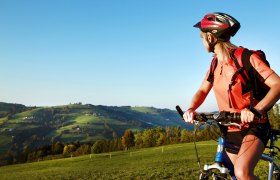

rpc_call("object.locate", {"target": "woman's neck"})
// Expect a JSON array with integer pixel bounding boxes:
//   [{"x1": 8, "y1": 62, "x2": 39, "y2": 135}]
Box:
[{"x1": 214, "y1": 44, "x2": 229, "y2": 63}]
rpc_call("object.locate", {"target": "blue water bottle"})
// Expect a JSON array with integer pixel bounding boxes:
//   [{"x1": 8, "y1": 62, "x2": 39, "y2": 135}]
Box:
[{"x1": 215, "y1": 137, "x2": 224, "y2": 163}]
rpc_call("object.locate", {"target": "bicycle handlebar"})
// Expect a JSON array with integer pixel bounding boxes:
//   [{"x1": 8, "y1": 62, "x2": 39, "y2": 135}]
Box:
[{"x1": 176, "y1": 105, "x2": 261, "y2": 123}]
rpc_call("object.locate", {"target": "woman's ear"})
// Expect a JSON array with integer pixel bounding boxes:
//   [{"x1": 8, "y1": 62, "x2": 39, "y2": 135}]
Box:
[{"x1": 206, "y1": 33, "x2": 217, "y2": 44}]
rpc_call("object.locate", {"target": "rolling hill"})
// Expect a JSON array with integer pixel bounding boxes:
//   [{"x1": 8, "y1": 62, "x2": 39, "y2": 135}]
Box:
[{"x1": 0, "y1": 102, "x2": 191, "y2": 165}]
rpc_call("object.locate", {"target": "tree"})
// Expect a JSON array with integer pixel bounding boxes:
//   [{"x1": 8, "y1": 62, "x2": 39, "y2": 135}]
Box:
[
  {"x1": 52, "y1": 141, "x2": 64, "y2": 155},
  {"x1": 156, "y1": 131, "x2": 166, "y2": 146},
  {"x1": 111, "y1": 138, "x2": 123, "y2": 151},
  {"x1": 181, "y1": 129, "x2": 192, "y2": 143},
  {"x1": 153, "y1": 127, "x2": 165, "y2": 146},
  {"x1": 165, "y1": 126, "x2": 171, "y2": 144},
  {"x1": 142, "y1": 129, "x2": 157, "y2": 147},
  {"x1": 171, "y1": 126, "x2": 181, "y2": 144},
  {"x1": 63, "y1": 144, "x2": 77, "y2": 157},
  {"x1": 269, "y1": 104, "x2": 280, "y2": 129},
  {"x1": 74, "y1": 144, "x2": 91, "y2": 156},
  {"x1": 122, "y1": 129, "x2": 135, "y2": 150},
  {"x1": 91, "y1": 140, "x2": 108, "y2": 154},
  {"x1": 134, "y1": 131, "x2": 143, "y2": 149}
]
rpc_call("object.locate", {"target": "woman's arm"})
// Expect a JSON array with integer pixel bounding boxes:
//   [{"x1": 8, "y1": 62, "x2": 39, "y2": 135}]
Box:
[
  {"x1": 183, "y1": 80, "x2": 212, "y2": 123},
  {"x1": 255, "y1": 72, "x2": 280, "y2": 112},
  {"x1": 188, "y1": 80, "x2": 212, "y2": 110},
  {"x1": 241, "y1": 54, "x2": 280, "y2": 123}
]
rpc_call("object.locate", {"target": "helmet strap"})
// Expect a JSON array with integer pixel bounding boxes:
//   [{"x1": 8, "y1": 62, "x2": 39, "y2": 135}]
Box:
[{"x1": 206, "y1": 35, "x2": 217, "y2": 52}]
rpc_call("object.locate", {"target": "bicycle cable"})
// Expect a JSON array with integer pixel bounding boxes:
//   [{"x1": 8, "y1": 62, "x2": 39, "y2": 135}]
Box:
[
  {"x1": 193, "y1": 123, "x2": 203, "y2": 170},
  {"x1": 192, "y1": 121, "x2": 222, "y2": 171}
]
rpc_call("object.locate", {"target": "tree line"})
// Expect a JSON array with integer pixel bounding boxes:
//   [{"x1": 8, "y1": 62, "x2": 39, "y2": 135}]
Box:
[{"x1": 2, "y1": 125, "x2": 219, "y2": 165}]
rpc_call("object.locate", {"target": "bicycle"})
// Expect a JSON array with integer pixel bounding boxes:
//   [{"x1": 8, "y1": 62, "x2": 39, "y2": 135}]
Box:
[{"x1": 176, "y1": 105, "x2": 280, "y2": 180}]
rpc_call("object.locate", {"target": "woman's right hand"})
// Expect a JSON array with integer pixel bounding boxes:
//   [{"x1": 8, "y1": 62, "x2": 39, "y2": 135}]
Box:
[{"x1": 182, "y1": 108, "x2": 196, "y2": 124}]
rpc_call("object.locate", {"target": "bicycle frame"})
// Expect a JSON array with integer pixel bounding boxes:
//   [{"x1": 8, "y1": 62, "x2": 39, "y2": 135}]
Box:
[
  {"x1": 200, "y1": 136, "x2": 236, "y2": 179},
  {"x1": 260, "y1": 129, "x2": 280, "y2": 180},
  {"x1": 201, "y1": 128, "x2": 280, "y2": 180}
]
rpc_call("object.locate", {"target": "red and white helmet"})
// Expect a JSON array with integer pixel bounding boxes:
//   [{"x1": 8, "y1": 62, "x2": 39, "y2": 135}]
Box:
[{"x1": 194, "y1": 12, "x2": 240, "y2": 41}]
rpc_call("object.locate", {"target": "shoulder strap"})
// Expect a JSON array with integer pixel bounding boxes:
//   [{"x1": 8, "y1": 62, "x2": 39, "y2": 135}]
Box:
[
  {"x1": 229, "y1": 48, "x2": 250, "y2": 84},
  {"x1": 241, "y1": 48, "x2": 254, "y2": 73},
  {"x1": 227, "y1": 48, "x2": 254, "y2": 109},
  {"x1": 206, "y1": 57, "x2": 217, "y2": 84}
]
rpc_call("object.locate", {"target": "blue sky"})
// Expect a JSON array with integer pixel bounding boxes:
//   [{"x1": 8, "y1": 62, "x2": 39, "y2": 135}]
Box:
[{"x1": 0, "y1": 1, "x2": 279, "y2": 111}]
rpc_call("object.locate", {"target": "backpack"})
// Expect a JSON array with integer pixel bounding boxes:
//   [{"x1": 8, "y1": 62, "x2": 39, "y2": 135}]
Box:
[{"x1": 207, "y1": 47, "x2": 271, "y2": 115}]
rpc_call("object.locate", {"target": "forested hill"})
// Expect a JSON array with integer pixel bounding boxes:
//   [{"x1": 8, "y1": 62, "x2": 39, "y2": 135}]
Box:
[
  {"x1": 0, "y1": 102, "x2": 29, "y2": 118},
  {"x1": 0, "y1": 102, "x2": 191, "y2": 163}
]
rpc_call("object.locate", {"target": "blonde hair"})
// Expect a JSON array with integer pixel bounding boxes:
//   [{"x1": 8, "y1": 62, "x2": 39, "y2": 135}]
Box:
[
  {"x1": 217, "y1": 41, "x2": 238, "y2": 62},
  {"x1": 200, "y1": 31, "x2": 238, "y2": 62}
]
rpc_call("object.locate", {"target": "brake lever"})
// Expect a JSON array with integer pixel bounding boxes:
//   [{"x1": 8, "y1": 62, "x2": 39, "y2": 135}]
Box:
[{"x1": 219, "y1": 122, "x2": 242, "y2": 129}]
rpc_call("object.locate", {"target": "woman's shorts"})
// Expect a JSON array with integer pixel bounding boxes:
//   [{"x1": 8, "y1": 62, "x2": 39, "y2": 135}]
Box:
[{"x1": 222, "y1": 122, "x2": 271, "y2": 154}]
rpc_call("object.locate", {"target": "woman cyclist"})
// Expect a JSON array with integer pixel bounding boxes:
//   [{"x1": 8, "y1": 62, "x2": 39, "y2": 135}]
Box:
[{"x1": 183, "y1": 12, "x2": 280, "y2": 180}]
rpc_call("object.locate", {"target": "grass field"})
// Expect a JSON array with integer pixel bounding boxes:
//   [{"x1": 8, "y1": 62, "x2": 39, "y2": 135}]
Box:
[{"x1": 0, "y1": 141, "x2": 278, "y2": 180}]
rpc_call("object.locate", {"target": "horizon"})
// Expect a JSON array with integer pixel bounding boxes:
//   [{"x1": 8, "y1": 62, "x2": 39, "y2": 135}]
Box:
[{"x1": 0, "y1": 101, "x2": 180, "y2": 111}]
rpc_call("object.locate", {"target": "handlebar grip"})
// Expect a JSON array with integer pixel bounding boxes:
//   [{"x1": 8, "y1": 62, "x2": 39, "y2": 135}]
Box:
[
  {"x1": 176, "y1": 105, "x2": 213, "y2": 122},
  {"x1": 220, "y1": 111, "x2": 263, "y2": 122},
  {"x1": 176, "y1": 105, "x2": 213, "y2": 121},
  {"x1": 232, "y1": 113, "x2": 241, "y2": 122},
  {"x1": 220, "y1": 111, "x2": 241, "y2": 122},
  {"x1": 175, "y1": 105, "x2": 184, "y2": 118}
]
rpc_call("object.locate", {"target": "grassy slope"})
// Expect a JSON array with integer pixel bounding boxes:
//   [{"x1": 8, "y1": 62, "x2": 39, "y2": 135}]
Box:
[
  {"x1": 0, "y1": 103, "x2": 190, "y2": 159},
  {"x1": 0, "y1": 141, "x2": 216, "y2": 180},
  {"x1": 0, "y1": 140, "x2": 278, "y2": 180}
]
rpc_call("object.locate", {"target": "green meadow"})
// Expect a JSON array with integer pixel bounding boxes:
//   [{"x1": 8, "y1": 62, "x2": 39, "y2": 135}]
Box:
[{"x1": 0, "y1": 141, "x2": 277, "y2": 180}]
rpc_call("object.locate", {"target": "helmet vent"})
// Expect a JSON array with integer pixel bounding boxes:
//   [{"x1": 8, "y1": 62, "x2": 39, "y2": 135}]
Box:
[
  {"x1": 207, "y1": 16, "x2": 213, "y2": 21},
  {"x1": 216, "y1": 17, "x2": 225, "y2": 24}
]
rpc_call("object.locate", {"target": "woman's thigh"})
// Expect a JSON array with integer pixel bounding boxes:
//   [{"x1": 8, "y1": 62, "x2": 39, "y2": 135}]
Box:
[{"x1": 230, "y1": 134, "x2": 264, "y2": 173}]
